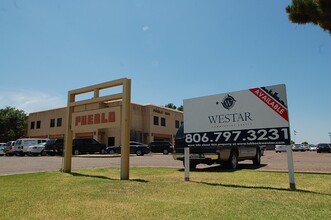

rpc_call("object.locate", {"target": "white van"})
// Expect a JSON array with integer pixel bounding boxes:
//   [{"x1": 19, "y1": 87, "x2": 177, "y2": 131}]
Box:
[{"x1": 13, "y1": 138, "x2": 48, "y2": 156}]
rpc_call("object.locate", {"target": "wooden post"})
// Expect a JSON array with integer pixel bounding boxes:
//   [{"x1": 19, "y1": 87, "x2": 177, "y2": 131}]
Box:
[
  {"x1": 62, "y1": 78, "x2": 131, "y2": 181},
  {"x1": 121, "y1": 79, "x2": 131, "y2": 180},
  {"x1": 62, "y1": 93, "x2": 74, "y2": 173}
]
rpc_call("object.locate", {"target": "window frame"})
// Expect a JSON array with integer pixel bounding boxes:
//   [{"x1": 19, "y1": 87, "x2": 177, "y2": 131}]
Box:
[
  {"x1": 153, "y1": 116, "x2": 159, "y2": 126},
  {"x1": 161, "y1": 117, "x2": 166, "y2": 127},
  {"x1": 50, "y1": 119, "x2": 55, "y2": 128},
  {"x1": 36, "y1": 120, "x2": 41, "y2": 129}
]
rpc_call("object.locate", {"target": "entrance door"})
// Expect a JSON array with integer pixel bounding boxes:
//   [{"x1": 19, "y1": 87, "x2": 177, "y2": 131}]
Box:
[{"x1": 108, "y1": 137, "x2": 115, "y2": 146}]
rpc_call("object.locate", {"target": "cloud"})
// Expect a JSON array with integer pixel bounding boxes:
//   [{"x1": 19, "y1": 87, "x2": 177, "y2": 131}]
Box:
[
  {"x1": 142, "y1": 26, "x2": 150, "y2": 31},
  {"x1": 0, "y1": 89, "x2": 66, "y2": 114}
]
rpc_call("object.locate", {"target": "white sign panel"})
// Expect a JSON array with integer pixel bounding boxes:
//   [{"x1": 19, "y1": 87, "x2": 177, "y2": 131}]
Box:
[{"x1": 184, "y1": 84, "x2": 290, "y2": 147}]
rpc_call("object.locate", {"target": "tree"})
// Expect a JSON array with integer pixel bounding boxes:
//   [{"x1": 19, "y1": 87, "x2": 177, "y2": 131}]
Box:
[
  {"x1": 164, "y1": 103, "x2": 183, "y2": 111},
  {"x1": 177, "y1": 105, "x2": 184, "y2": 111},
  {"x1": 0, "y1": 107, "x2": 27, "y2": 142},
  {"x1": 286, "y1": 0, "x2": 331, "y2": 34},
  {"x1": 164, "y1": 103, "x2": 177, "y2": 109}
]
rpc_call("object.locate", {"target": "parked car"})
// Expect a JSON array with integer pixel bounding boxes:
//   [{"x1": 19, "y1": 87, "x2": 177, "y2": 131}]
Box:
[
  {"x1": 148, "y1": 141, "x2": 173, "y2": 154},
  {"x1": 275, "y1": 145, "x2": 288, "y2": 153},
  {"x1": 107, "y1": 141, "x2": 150, "y2": 156},
  {"x1": 13, "y1": 138, "x2": 48, "y2": 156},
  {"x1": 292, "y1": 144, "x2": 304, "y2": 152},
  {"x1": 44, "y1": 138, "x2": 107, "y2": 155},
  {"x1": 44, "y1": 138, "x2": 64, "y2": 156},
  {"x1": 0, "y1": 143, "x2": 5, "y2": 156},
  {"x1": 127, "y1": 141, "x2": 150, "y2": 156},
  {"x1": 301, "y1": 143, "x2": 309, "y2": 151},
  {"x1": 316, "y1": 143, "x2": 331, "y2": 153},
  {"x1": 27, "y1": 143, "x2": 47, "y2": 156},
  {"x1": 309, "y1": 144, "x2": 317, "y2": 151},
  {"x1": 4, "y1": 141, "x2": 15, "y2": 156},
  {"x1": 106, "y1": 145, "x2": 121, "y2": 154},
  {"x1": 72, "y1": 138, "x2": 107, "y2": 155}
]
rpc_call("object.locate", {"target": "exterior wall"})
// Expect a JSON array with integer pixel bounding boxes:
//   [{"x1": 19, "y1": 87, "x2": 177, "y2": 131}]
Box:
[
  {"x1": 28, "y1": 107, "x2": 67, "y2": 139},
  {"x1": 143, "y1": 104, "x2": 183, "y2": 144},
  {"x1": 27, "y1": 102, "x2": 183, "y2": 146}
]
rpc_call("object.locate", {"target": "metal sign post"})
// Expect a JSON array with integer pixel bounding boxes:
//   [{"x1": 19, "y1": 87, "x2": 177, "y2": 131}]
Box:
[
  {"x1": 62, "y1": 78, "x2": 131, "y2": 180},
  {"x1": 286, "y1": 145, "x2": 296, "y2": 190},
  {"x1": 184, "y1": 147, "x2": 190, "y2": 181}
]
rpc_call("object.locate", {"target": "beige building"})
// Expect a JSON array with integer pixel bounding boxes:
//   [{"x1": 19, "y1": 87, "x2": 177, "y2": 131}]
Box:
[{"x1": 27, "y1": 101, "x2": 183, "y2": 146}]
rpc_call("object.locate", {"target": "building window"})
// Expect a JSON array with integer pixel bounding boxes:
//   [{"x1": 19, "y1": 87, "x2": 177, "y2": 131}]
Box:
[
  {"x1": 161, "y1": 117, "x2": 166, "y2": 127},
  {"x1": 153, "y1": 116, "x2": 159, "y2": 126},
  {"x1": 30, "y1": 121, "x2": 35, "y2": 130},
  {"x1": 50, "y1": 119, "x2": 55, "y2": 128},
  {"x1": 57, "y1": 118, "x2": 62, "y2": 127},
  {"x1": 175, "y1": 120, "x2": 180, "y2": 128},
  {"x1": 36, "y1": 120, "x2": 41, "y2": 129}
]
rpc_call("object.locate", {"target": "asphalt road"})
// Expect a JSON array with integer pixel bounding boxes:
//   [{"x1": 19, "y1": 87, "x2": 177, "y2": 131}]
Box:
[{"x1": 0, "y1": 151, "x2": 330, "y2": 176}]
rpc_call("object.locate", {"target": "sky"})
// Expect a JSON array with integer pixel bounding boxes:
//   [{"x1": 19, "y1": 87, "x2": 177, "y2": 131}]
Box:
[{"x1": 0, "y1": 0, "x2": 330, "y2": 144}]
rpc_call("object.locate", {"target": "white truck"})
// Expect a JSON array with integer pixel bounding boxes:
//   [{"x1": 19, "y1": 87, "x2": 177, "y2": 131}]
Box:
[
  {"x1": 172, "y1": 124, "x2": 264, "y2": 169},
  {"x1": 13, "y1": 138, "x2": 48, "y2": 156}
]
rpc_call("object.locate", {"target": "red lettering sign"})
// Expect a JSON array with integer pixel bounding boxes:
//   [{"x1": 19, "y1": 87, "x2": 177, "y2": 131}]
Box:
[
  {"x1": 94, "y1": 113, "x2": 100, "y2": 124},
  {"x1": 81, "y1": 115, "x2": 87, "y2": 125},
  {"x1": 75, "y1": 111, "x2": 116, "y2": 127},
  {"x1": 75, "y1": 116, "x2": 81, "y2": 126},
  {"x1": 88, "y1": 115, "x2": 93, "y2": 124},
  {"x1": 109, "y1": 112, "x2": 115, "y2": 122},
  {"x1": 101, "y1": 113, "x2": 107, "y2": 123}
]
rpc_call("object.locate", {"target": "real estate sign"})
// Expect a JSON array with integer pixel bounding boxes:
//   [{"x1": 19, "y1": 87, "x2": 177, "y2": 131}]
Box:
[{"x1": 183, "y1": 84, "x2": 291, "y2": 147}]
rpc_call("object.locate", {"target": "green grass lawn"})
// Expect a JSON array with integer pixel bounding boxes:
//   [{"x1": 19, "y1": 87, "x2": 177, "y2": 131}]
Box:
[{"x1": 1, "y1": 167, "x2": 330, "y2": 220}]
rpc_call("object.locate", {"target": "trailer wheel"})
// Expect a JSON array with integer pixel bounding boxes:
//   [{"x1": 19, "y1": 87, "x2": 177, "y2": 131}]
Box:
[
  {"x1": 253, "y1": 149, "x2": 261, "y2": 165},
  {"x1": 227, "y1": 150, "x2": 238, "y2": 169}
]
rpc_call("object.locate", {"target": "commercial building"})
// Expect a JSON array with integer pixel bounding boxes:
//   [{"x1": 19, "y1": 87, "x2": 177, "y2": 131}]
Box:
[{"x1": 27, "y1": 101, "x2": 183, "y2": 146}]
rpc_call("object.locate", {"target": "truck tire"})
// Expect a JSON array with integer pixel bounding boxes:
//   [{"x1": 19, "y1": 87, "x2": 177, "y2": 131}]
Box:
[
  {"x1": 253, "y1": 149, "x2": 261, "y2": 165},
  {"x1": 182, "y1": 160, "x2": 197, "y2": 169},
  {"x1": 73, "y1": 149, "x2": 80, "y2": 155},
  {"x1": 227, "y1": 150, "x2": 238, "y2": 169},
  {"x1": 136, "y1": 149, "x2": 144, "y2": 156},
  {"x1": 100, "y1": 148, "x2": 106, "y2": 154},
  {"x1": 190, "y1": 162, "x2": 197, "y2": 169}
]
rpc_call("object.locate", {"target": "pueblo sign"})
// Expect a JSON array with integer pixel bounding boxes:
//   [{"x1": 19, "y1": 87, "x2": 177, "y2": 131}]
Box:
[
  {"x1": 71, "y1": 107, "x2": 120, "y2": 131},
  {"x1": 183, "y1": 84, "x2": 291, "y2": 147}
]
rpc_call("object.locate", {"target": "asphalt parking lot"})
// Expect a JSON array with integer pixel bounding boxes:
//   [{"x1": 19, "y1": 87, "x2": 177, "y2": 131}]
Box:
[{"x1": 0, "y1": 151, "x2": 330, "y2": 176}]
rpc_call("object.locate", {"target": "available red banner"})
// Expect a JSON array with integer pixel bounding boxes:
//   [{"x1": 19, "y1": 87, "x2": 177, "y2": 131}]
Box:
[{"x1": 249, "y1": 88, "x2": 289, "y2": 121}]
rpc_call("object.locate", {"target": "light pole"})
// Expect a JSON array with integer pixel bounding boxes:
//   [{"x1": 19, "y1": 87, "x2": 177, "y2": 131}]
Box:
[{"x1": 293, "y1": 130, "x2": 297, "y2": 144}]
